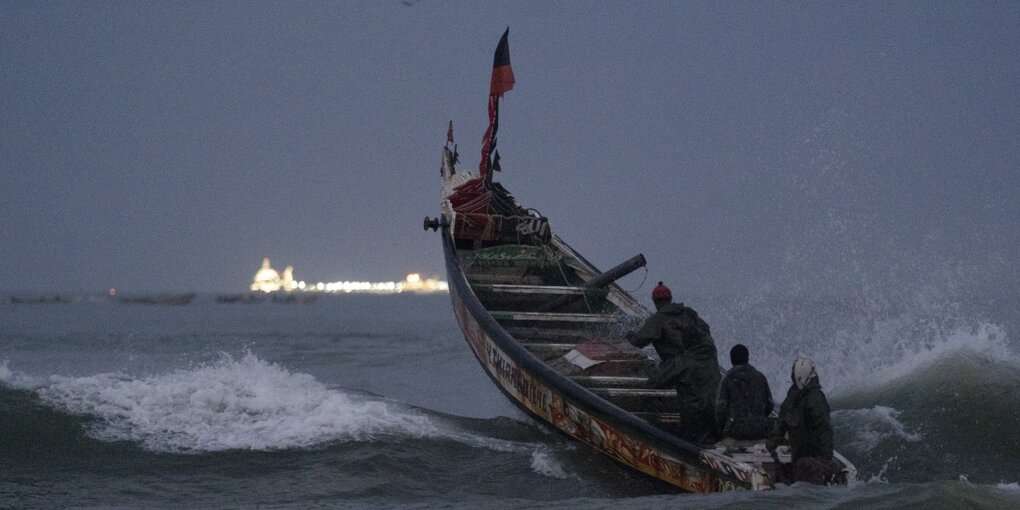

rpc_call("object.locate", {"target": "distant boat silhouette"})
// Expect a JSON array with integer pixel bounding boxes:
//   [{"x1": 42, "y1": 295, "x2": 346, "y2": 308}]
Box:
[
  {"x1": 7, "y1": 295, "x2": 75, "y2": 305},
  {"x1": 117, "y1": 293, "x2": 196, "y2": 306},
  {"x1": 270, "y1": 292, "x2": 317, "y2": 305},
  {"x1": 215, "y1": 293, "x2": 266, "y2": 304}
]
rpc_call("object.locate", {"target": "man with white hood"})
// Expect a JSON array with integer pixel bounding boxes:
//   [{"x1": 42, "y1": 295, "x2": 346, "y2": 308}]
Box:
[{"x1": 767, "y1": 357, "x2": 838, "y2": 484}]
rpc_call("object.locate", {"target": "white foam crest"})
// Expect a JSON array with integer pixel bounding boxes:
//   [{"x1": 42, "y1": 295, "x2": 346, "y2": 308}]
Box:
[
  {"x1": 35, "y1": 352, "x2": 441, "y2": 452},
  {"x1": 996, "y1": 482, "x2": 1020, "y2": 491},
  {"x1": 839, "y1": 320, "x2": 1015, "y2": 391},
  {"x1": 529, "y1": 448, "x2": 569, "y2": 479},
  {"x1": 0, "y1": 359, "x2": 10, "y2": 383},
  {"x1": 750, "y1": 316, "x2": 1017, "y2": 399},
  {"x1": 30, "y1": 352, "x2": 553, "y2": 457},
  {"x1": 834, "y1": 406, "x2": 922, "y2": 453}
]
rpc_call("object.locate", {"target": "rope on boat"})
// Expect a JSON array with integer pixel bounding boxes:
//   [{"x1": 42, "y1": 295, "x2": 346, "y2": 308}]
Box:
[
  {"x1": 551, "y1": 251, "x2": 594, "y2": 314},
  {"x1": 618, "y1": 265, "x2": 649, "y2": 294}
]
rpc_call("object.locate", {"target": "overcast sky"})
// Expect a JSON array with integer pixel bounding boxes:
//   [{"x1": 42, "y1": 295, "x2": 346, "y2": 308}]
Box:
[{"x1": 2, "y1": 1, "x2": 1017, "y2": 298}]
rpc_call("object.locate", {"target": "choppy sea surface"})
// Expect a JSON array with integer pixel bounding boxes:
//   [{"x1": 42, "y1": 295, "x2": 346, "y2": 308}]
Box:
[{"x1": 2, "y1": 292, "x2": 1019, "y2": 509}]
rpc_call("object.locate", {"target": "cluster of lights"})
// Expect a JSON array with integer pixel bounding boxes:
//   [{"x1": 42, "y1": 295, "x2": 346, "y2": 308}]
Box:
[
  {"x1": 252, "y1": 259, "x2": 447, "y2": 294},
  {"x1": 287, "y1": 274, "x2": 448, "y2": 294}
]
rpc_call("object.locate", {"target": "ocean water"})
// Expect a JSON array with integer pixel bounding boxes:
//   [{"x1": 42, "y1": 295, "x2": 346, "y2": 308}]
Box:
[{"x1": 2, "y1": 293, "x2": 1020, "y2": 509}]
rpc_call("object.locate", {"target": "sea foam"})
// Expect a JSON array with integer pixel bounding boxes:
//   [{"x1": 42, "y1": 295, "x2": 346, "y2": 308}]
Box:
[
  {"x1": 834, "y1": 405, "x2": 922, "y2": 453},
  {"x1": 31, "y1": 351, "x2": 554, "y2": 458},
  {"x1": 35, "y1": 352, "x2": 444, "y2": 453},
  {"x1": 530, "y1": 448, "x2": 570, "y2": 479}
]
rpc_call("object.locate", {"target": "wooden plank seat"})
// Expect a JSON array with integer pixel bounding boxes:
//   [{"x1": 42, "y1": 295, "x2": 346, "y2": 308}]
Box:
[
  {"x1": 504, "y1": 326, "x2": 616, "y2": 344},
  {"x1": 473, "y1": 284, "x2": 608, "y2": 312},
  {"x1": 489, "y1": 311, "x2": 619, "y2": 323},
  {"x1": 472, "y1": 284, "x2": 585, "y2": 295},
  {"x1": 590, "y1": 388, "x2": 678, "y2": 398},
  {"x1": 466, "y1": 273, "x2": 546, "y2": 285},
  {"x1": 587, "y1": 387, "x2": 682, "y2": 413},
  {"x1": 569, "y1": 375, "x2": 650, "y2": 388},
  {"x1": 633, "y1": 412, "x2": 686, "y2": 422},
  {"x1": 520, "y1": 342, "x2": 579, "y2": 354}
]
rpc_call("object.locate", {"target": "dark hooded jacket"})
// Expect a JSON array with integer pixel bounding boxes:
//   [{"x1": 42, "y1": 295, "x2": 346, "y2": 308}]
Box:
[
  {"x1": 629, "y1": 303, "x2": 721, "y2": 419},
  {"x1": 775, "y1": 376, "x2": 833, "y2": 461},
  {"x1": 715, "y1": 363, "x2": 773, "y2": 439}
]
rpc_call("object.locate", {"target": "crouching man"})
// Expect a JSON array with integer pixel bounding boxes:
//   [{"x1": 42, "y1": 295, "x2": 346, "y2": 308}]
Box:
[
  {"x1": 767, "y1": 357, "x2": 841, "y2": 484},
  {"x1": 627, "y1": 282, "x2": 720, "y2": 443}
]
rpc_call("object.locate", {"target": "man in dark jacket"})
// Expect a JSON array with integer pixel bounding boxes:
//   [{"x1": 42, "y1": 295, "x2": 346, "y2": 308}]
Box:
[
  {"x1": 628, "y1": 282, "x2": 721, "y2": 442},
  {"x1": 715, "y1": 344, "x2": 773, "y2": 440},
  {"x1": 768, "y1": 357, "x2": 839, "y2": 484}
]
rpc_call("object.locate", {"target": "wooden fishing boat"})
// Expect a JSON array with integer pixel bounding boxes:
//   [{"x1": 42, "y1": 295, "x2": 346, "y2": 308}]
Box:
[
  {"x1": 425, "y1": 146, "x2": 857, "y2": 491},
  {"x1": 424, "y1": 30, "x2": 856, "y2": 493}
]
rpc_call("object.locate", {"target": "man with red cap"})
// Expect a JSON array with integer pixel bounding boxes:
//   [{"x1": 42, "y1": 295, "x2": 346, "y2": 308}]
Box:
[{"x1": 628, "y1": 282, "x2": 721, "y2": 442}]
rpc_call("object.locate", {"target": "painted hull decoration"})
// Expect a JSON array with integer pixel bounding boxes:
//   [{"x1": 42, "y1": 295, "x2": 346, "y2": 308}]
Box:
[{"x1": 424, "y1": 31, "x2": 856, "y2": 493}]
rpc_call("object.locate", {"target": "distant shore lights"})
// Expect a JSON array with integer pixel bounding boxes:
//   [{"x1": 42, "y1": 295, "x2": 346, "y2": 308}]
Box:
[{"x1": 250, "y1": 258, "x2": 447, "y2": 294}]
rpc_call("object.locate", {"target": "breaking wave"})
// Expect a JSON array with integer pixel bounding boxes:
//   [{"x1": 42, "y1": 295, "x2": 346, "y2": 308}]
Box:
[
  {"x1": 0, "y1": 352, "x2": 556, "y2": 459},
  {"x1": 703, "y1": 284, "x2": 1020, "y2": 485},
  {"x1": 831, "y1": 350, "x2": 1020, "y2": 484},
  {"x1": 31, "y1": 352, "x2": 438, "y2": 452}
]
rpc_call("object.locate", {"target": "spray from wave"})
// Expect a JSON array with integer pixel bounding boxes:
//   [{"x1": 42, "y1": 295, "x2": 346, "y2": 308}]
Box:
[
  {"x1": 33, "y1": 351, "x2": 440, "y2": 452},
  {"x1": 696, "y1": 108, "x2": 1020, "y2": 486},
  {"x1": 530, "y1": 449, "x2": 570, "y2": 479},
  {"x1": 702, "y1": 107, "x2": 1018, "y2": 396}
]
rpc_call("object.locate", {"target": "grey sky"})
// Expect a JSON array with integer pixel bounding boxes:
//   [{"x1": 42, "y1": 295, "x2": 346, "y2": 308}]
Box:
[{"x1": 2, "y1": 1, "x2": 1017, "y2": 297}]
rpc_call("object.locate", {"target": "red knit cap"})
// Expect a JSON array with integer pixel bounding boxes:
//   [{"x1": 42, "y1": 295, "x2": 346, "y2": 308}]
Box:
[{"x1": 651, "y1": 281, "x2": 672, "y2": 301}]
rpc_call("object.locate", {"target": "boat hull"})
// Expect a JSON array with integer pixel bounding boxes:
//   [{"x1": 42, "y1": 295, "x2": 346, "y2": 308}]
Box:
[{"x1": 441, "y1": 230, "x2": 768, "y2": 492}]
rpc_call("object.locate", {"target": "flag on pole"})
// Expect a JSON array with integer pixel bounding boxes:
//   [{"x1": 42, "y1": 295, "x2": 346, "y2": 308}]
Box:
[
  {"x1": 479, "y1": 27, "x2": 515, "y2": 177},
  {"x1": 490, "y1": 28, "x2": 515, "y2": 98}
]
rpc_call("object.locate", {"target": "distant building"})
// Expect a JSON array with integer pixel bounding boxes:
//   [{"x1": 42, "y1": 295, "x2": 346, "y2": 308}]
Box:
[
  {"x1": 251, "y1": 257, "x2": 296, "y2": 293},
  {"x1": 248, "y1": 257, "x2": 447, "y2": 294}
]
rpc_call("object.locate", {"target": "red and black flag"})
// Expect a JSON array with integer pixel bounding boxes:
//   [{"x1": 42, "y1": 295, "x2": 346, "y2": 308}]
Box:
[
  {"x1": 490, "y1": 28, "x2": 515, "y2": 98},
  {"x1": 479, "y1": 27, "x2": 515, "y2": 178}
]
